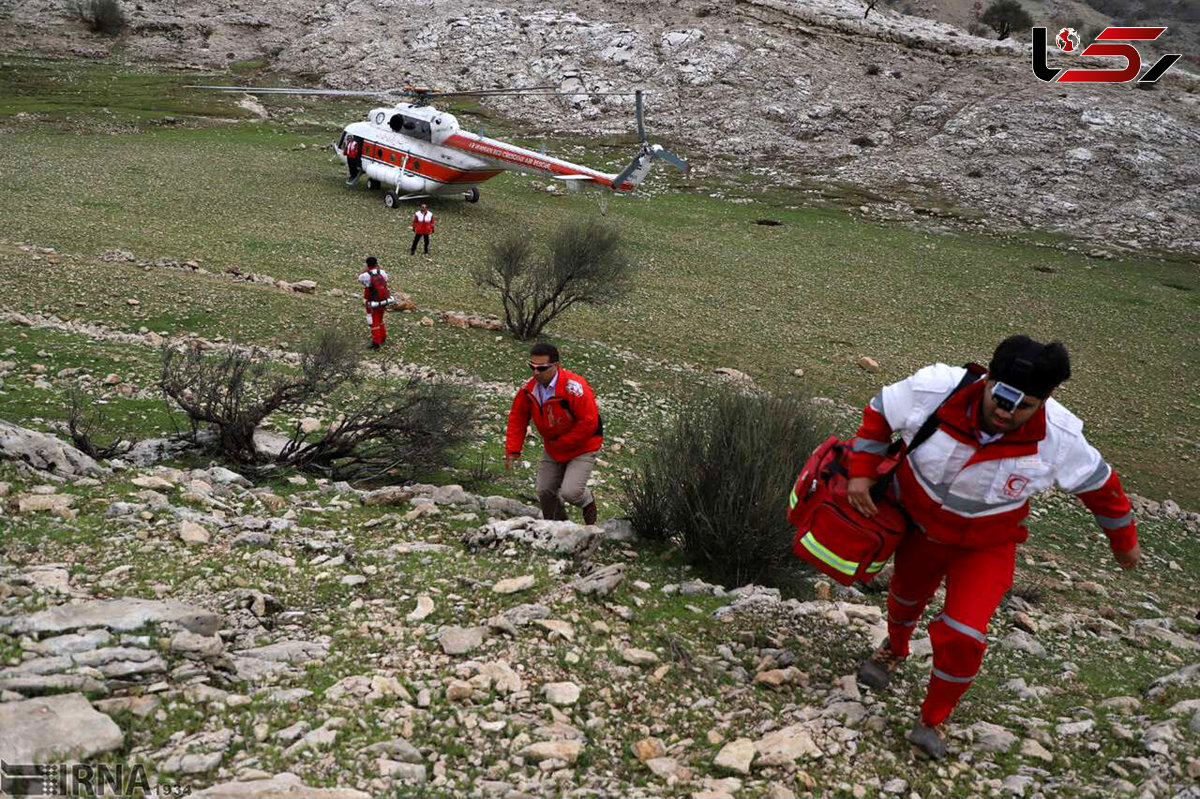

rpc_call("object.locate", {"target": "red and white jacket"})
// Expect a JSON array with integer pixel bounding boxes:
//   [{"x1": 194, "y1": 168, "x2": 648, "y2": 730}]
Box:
[
  {"x1": 848, "y1": 363, "x2": 1137, "y2": 552},
  {"x1": 412, "y1": 210, "x2": 434, "y2": 235},
  {"x1": 506, "y1": 368, "x2": 602, "y2": 463}
]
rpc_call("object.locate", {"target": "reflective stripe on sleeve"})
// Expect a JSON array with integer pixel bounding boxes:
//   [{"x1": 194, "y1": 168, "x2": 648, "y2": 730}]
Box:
[
  {"x1": 851, "y1": 437, "x2": 889, "y2": 455},
  {"x1": 798, "y1": 533, "x2": 858, "y2": 576},
  {"x1": 933, "y1": 613, "x2": 987, "y2": 644},
  {"x1": 1094, "y1": 511, "x2": 1134, "y2": 530},
  {"x1": 865, "y1": 560, "x2": 888, "y2": 573},
  {"x1": 788, "y1": 485, "x2": 799, "y2": 510},
  {"x1": 1072, "y1": 460, "x2": 1112, "y2": 494},
  {"x1": 932, "y1": 667, "x2": 976, "y2": 684}
]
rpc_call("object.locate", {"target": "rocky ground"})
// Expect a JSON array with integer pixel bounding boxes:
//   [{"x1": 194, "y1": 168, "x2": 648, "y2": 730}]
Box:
[
  {"x1": 1, "y1": 404, "x2": 1198, "y2": 797},
  {"x1": 2, "y1": 0, "x2": 1198, "y2": 256}
]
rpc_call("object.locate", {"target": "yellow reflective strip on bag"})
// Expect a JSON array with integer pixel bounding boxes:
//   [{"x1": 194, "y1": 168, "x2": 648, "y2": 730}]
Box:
[
  {"x1": 866, "y1": 561, "x2": 887, "y2": 573},
  {"x1": 799, "y1": 532, "x2": 859, "y2": 576},
  {"x1": 789, "y1": 486, "x2": 799, "y2": 509}
]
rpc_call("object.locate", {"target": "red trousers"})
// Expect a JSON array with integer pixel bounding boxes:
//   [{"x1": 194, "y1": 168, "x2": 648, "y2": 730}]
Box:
[
  {"x1": 366, "y1": 308, "x2": 386, "y2": 346},
  {"x1": 886, "y1": 530, "x2": 1015, "y2": 726}
]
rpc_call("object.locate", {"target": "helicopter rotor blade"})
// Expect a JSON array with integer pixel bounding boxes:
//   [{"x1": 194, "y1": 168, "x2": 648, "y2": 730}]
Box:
[
  {"x1": 650, "y1": 144, "x2": 689, "y2": 174},
  {"x1": 190, "y1": 85, "x2": 399, "y2": 98},
  {"x1": 635, "y1": 90, "x2": 646, "y2": 143}
]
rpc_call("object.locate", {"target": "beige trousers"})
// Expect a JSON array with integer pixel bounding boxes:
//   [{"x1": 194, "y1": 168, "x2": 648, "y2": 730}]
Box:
[{"x1": 536, "y1": 450, "x2": 597, "y2": 510}]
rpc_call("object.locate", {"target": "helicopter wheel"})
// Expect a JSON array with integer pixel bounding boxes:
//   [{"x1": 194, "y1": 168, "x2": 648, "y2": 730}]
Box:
[
  {"x1": 367, "y1": 179, "x2": 381, "y2": 190},
  {"x1": 464, "y1": 187, "x2": 480, "y2": 204},
  {"x1": 383, "y1": 191, "x2": 399, "y2": 209}
]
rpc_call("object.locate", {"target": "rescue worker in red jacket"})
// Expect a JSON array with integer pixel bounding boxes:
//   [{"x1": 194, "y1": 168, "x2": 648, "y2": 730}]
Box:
[
  {"x1": 847, "y1": 336, "x2": 1139, "y2": 759},
  {"x1": 505, "y1": 343, "x2": 602, "y2": 525},
  {"x1": 345, "y1": 135, "x2": 363, "y2": 186},
  {"x1": 410, "y1": 204, "x2": 434, "y2": 255},
  {"x1": 358, "y1": 257, "x2": 390, "y2": 349}
]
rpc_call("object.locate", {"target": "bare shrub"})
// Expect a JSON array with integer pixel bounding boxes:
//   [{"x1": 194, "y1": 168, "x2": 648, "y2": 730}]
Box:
[
  {"x1": 160, "y1": 328, "x2": 475, "y2": 479},
  {"x1": 276, "y1": 378, "x2": 477, "y2": 481},
  {"x1": 65, "y1": 385, "x2": 132, "y2": 460},
  {"x1": 160, "y1": 329, "x2": 360, "y2": 464},
  {"x1": 623, "y1": 384, "x2": 826, "y2": 588},
  {"x1": 473, "y1": 218, "x2": 633, "y2": 340},
  {"x1": 73, "y1": 0, "x2": 126, "y2": 35}
]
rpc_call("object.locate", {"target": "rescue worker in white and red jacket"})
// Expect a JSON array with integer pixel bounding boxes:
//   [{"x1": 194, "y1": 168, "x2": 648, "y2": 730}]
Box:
[
  {"x1": 847, "y1": 335, "x2": 1139, "y2": 759},
  {"x1": 505, "y1": 342, "x2": 603, "y2": 525}
]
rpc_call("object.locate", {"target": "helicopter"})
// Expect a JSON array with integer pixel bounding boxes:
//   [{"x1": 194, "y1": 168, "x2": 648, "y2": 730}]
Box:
[{"x1": 193, "y1": 84, "x2": 689, "y2": 207}]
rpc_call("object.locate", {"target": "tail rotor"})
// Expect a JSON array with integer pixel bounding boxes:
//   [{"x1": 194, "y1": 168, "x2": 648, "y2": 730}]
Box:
[{"x1": 611, "y1": 90, "x2": 688, "y2": 191}]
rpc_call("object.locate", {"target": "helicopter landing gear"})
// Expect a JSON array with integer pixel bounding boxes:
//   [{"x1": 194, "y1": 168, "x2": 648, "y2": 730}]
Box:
[
  {"x1": 383, "y1": 191, "x2": 400, "y2": 209},
  {"x1": 367, "y1": 178, "x2": 381, "y2": 190},
  {"x1": 463, "y1": 187, "x2": 480, "y2": 204}
]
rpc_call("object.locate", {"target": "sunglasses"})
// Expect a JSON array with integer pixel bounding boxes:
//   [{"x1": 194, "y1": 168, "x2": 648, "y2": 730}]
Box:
[
  {"x1": 990, "y1": 381, "x2": 1026, "y2": 413},
  {"x1": 528, "y1": 362, "x2": 555, "y2": 372}
]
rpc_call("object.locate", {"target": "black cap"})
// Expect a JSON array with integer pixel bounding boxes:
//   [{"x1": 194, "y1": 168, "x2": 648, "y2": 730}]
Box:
[
  {"x1": 988, "y1": 335, "x2": 1071, "y2": 398},
  {"x1": 365, "y1": 256, "x2": 377, "y2": 266}
]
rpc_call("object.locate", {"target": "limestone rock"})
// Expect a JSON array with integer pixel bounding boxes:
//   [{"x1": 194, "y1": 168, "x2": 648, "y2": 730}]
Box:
[
  {"x1": 714, "y1": 738, "x2": 756, "y2": 774},
  {"x1": 571, "y1": 563, "x2": 626, "y2": 596},
  {"x1": 192, "y1": 772, "x2": 370, "y2": 798},
  {"x1": 179, "y1": 520, "x2": 211, "y2": 544},
  {"x1": 0, "y1": 420, "x2": 109, "y2": 477},
  {"x1": 406, "y1": 595, "x2": 435, "y2": 622},
  {"x1": 4, "y1": 598, "x2": 222, "y2": 636},
  {"x1": 621, "y1": 647, "x2": 660, "y2": 666},
  {"x1": 519, "y1": 740, "x2": 582, "y2": 764},
  {"x1": 0, "y1": 693, "x2": 123, "y2": 761},
  {"x1": 493, "y1": 575, "x2": 535, "y2": 594},
  {"x1": 971, "y1": 721, "x2": 1018, "y2": 752},
  {"x1": 439, "y1": 626, "x2": 487, "y2": 655},
  {"x1": 633, "y1": 737, "x2": 667, "y2": 762},
  {"x1": 543, "y1": 681, "x2": 581, "y2": 706}
]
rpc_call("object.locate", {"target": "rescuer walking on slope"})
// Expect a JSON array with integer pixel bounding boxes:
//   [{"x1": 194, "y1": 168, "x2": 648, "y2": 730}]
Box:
[
  {"x1": 505, "y1": 343, "x2": 603, "y2": 525},
  {"x1": 358, "y1": 257, "x2": 391, "y2": 350},
  {"x1": 846, "y1": 336, "x2": 1140, "y2": 759}
]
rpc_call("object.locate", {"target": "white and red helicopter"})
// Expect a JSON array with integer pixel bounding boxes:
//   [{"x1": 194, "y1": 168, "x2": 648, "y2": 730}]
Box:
[{"x1": 195, "y1": 84, "x2": 688, "y2": 207}]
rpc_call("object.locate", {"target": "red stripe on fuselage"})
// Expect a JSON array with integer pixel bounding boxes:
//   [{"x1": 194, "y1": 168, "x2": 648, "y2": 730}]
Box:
[
  {"x1": 358, "y1": 140, "x2": 503, "y2": 184},
  {"x1": 442, "y1": 133, "x2": 631, "y2": 191}
]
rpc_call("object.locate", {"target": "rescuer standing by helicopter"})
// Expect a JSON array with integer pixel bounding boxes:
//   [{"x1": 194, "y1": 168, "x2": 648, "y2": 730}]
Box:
[
  {"x1": 345, "y1": 135, "x2": 363, "y2": 185},
  {"x1": 410, "y1": 204, "x2": 434, "y2": 255}
]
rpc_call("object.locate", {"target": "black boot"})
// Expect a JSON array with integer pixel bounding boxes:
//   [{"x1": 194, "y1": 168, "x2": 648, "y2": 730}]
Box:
[{"x1": 583, "y1": 501, "x2": 597, "y2": 525}]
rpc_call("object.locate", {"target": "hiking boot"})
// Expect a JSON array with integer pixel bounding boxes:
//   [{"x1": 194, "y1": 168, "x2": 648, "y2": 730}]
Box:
[
  {"x1": 582, "y1": 501, "x2": 597, "y2": 526},
  {"x1": 907, "y1": 722, "x2": 948, "y2": 760},
  {"x1": 857, "y1": 644, "x2": 906, "y2": 690},
  {"x1": 346, "y1": 177, "x2": 359, "y2": 186},
  {"x1": 367, "y1": 342, "x2": 381, "y2": 351},
  {"x1": 539, "y1": 496, "x2": 569, "y2": 522}
]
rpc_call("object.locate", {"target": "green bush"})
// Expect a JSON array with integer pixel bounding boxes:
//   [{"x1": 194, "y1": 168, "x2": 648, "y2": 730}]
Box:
[
  {"x1": 74, "y1": 0, "x2": 126, "y2": 36},
  {"x1": 623, "y1": 384, "x2": 826, "y2": 588},
  {"x1": 980, "y1": 0, "x2": 1033, "y2": 40}
]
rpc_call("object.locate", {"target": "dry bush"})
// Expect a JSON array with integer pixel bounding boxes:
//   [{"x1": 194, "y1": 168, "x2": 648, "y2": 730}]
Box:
[
  {"x1": 73, "y1": 0, "x2": 126, "y2": 35},
  {"x1": 65, "y1": 385, "x2": 132, "y2": 460},
  {"x1": 474, "y1": 218, "x2": 633, "y2": 340}
]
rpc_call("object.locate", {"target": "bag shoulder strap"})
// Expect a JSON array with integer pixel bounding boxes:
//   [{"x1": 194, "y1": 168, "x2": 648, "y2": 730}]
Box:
[{"x1": 904, "y1": 362, "x2": 987, "y2": 455}]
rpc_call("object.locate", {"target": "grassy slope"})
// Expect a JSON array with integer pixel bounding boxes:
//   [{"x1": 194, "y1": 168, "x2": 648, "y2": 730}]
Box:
[{"x1": 0, "y1": 55, "x2": 1196, "y2": 502}]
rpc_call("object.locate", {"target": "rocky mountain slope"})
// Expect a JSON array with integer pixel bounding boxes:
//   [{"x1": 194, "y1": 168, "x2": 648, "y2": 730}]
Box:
[
  {"x1": 1, "y1": 352, "x2": 1198, "y2": 797},
  {"x1": 3, "y1": 0, "x2": 1199, "y2": 255}
]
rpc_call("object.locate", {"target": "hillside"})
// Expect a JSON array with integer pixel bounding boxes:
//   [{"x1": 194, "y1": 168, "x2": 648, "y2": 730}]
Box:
[{"x1": 1, "y1": 0, "x2": 1199, "y2": 255}]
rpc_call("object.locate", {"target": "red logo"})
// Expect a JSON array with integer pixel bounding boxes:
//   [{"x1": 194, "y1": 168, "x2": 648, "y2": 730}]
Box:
[
  {"x1": 1056, "y1": 27, "x2": 1080, "y2": 52},
  {"x1": 1003, "y1": 475, "x2": 1030, "y2": 499},
  {"x1": 1033, "y1": 26, "x2": 1182, "y2": 83}
]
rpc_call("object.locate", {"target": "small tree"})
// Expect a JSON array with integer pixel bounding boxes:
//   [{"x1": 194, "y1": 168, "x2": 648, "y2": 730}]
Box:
[
  {"x1": 473, "y1": 218, "x2": 633, "y2": 340},
  {"x1": 980, "y1": 0, "x2": 1033, "y2": 40},
  {"x1": 73, "y1": 0, "x2": 126, "y2": 35},
  {"x1": 623, "y1": 384, "x2": 826, "y2": 588}
]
